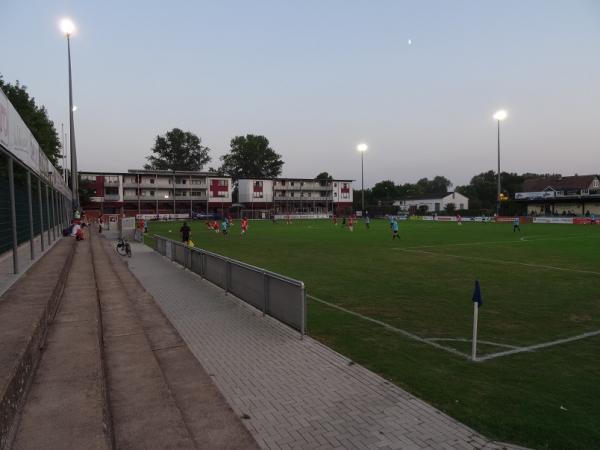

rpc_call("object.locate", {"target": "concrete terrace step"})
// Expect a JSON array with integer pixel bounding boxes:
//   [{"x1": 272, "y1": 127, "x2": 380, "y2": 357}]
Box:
[
  {"x1": 91, "y1": 234, "x2": 197, "y2": 448},
  {"x1": 0, "y1": 238, "x2": 76, "y2": 449},
  {"x1": 11, "y1": 237, "x2": 111, "y2": 449},
  {"x1": 97, "y1": 235, "x2": 258, "y2": 449}
]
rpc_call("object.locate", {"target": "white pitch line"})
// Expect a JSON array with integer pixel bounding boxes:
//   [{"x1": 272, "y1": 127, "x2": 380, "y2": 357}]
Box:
[
  {"x1": 403, "y1": 234, "x2": 593, "y2": 250},
  {"x1": 478, "y1": 329, "x2": 600, "y2": 361},
  {"x1": 307, "y1": 294, "x2": 471, "y2": 360},
  {"x1": 426, "y1": 337, "x2": 520, "y2": 349},
  {"x1": 397, "y1": 248, "x2": 600, "y2": 276}
]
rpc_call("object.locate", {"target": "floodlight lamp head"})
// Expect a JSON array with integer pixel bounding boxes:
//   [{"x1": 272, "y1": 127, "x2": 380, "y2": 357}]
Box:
[
  {"x1": 357, "y1": 143, "x2": 368, "y2": 152},
  {"x1": 493, "y1": 110, "x2": 508, "y2": 121},
  {"x1": 60, "y1": 18, "x2": 76, "y2": 35}
]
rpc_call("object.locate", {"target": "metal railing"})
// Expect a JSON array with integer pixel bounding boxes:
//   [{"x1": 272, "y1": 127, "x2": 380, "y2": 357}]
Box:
[{"x1": 152, "y1": 235, "x2": 306, "y2": 337}]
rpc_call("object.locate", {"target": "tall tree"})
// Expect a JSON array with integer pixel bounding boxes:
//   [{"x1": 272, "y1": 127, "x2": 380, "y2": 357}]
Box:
[
  {"x1": 371, "y1": 180, "x2": 397, "y2": 202},
  {"x1": 0, "y1": 75, "x2": 62, "y2": 167},
  {"x1": 219, "y1": 134, "x2": 283, "y2": 179},
  {"x1": 145, "y1": 128, "x2": 211, "y2": 171},
  {"x1": 316, "y1": 172, "x2": 333, "y2": 180}
]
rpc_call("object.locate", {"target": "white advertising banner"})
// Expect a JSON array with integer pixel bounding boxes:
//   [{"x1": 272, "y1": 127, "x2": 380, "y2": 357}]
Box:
[
  {"x1": 515, "y1": 191, "x2": 555, "y2": 200},
  {"x1": 533, "y1": 217, "x2": 574, "y2": 224},
  {"x1": 0, "y1": 89, "x2": 71, "y2": 199}
]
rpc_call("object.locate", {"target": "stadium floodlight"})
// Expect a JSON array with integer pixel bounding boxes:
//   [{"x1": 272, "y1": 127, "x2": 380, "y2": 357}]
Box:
[
  {"x1": 493, "y1": 110, "x2": 507, "y2": 121},
  {"x1": 357, "y1": 143, "x2": 368, "y2": 214},
  {"x1": 493, "y1": 109, "x2": 508, "y2": 216},
  {"x1": 60, "y1": 18, "x2": 76, "y2": 36},
  {"x1": 60, "y1": 17, "x2": 79, "y2": 211}
]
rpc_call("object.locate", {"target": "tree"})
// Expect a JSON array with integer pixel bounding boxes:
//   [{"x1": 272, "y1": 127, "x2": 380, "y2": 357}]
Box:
[
  {"x1": 219, "y1": 135, "x2": 283, "y2": 179},
  {"x1": 316, "y1": 172, "x2": 333, "y2": 180},
  {"x1": 0, "y1": 75, "x2": 62, "y2": 167},
  {"x1": 445, "y1": 202, "x2": 456, "y2": 214},
  {"x1": 371, "y1": 180, "x2": 397, "y2": 203},
  {"x1": 145, "y1": 128, "x2": 210, "y2": 171},
  {"x1": 415, "y1": 176, "x2": 453, "y2": 194},
  {"x1": 78, "y1": 178, "x2": 95, "y2": 206}
]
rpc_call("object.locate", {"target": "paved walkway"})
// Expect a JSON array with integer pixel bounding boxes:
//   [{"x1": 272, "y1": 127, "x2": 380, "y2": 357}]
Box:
[{"x1": 128, "y1": 243, "x2": 522, "y2": 450}]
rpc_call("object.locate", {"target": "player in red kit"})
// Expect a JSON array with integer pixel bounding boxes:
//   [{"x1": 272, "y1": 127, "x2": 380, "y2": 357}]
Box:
[{"x1": 240, "y1": 217, "x2": 249, "y2": 238}]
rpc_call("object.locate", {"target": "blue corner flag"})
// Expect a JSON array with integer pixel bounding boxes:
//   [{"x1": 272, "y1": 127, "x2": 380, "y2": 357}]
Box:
[{"x1": 472, "y1": 280, "x2": 483, "y2": 307}]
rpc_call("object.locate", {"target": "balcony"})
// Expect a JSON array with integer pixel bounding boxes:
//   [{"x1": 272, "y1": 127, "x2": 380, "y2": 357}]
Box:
[{"x1": 104, "y1": 194, "x2": 120, "y2": 201}]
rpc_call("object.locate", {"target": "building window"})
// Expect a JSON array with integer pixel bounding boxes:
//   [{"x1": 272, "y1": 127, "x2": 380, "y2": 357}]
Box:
[
  {"x1": 290, "y1": 192, "x2": 295, "y2": 197},
  {"x1": 150, "y1": 178, "x2": 155, "y2": 184},
  {"x1": 460, "y1": 203, "x2": 464, "y2": 209},
  {"x1": 218, "y1": 179, "x2": 228, "y2": 187},
  {"x1": 191, "y1": 179, "x2": 203, "y2": 185},
  {"x1": 253, "y1": 191, "x2": 263, "y2": 199}
]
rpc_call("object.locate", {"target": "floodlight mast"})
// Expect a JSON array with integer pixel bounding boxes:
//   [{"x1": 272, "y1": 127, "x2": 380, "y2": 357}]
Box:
[
  {"x1": 493, "y1": 110, "x2": 507, "y2": 216},
  {"x1": 357, "y1": 143, "x2": 368, "y2": 214},
  {"x1": 60, "y1": 18, "x2": 79, "y2": 209}
]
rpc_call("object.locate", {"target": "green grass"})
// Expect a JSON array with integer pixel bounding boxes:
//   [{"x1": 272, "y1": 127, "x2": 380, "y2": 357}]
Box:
[{"x1": 148, "y1": 219, "x2": 600, "y2": 449}]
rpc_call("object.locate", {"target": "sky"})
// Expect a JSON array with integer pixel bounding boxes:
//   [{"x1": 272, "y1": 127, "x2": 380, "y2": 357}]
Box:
[{"x1": 1, "y1": 0, "x2": 599, "y2": 187}]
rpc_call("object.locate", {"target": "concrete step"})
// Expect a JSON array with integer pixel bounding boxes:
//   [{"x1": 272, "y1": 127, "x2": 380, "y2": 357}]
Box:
[
  {"x1": 98, "y1": 236, "x2": 258, "y2": 449},
  {"x1": 11, "y1": 237, "x2": 112, "y2": 449},
  {"x1": 0, "y1": 238, "x2": 76, "y2": 449},
  {"x1": 91, "y1": 234, "x2": 197, "y2": 448}
]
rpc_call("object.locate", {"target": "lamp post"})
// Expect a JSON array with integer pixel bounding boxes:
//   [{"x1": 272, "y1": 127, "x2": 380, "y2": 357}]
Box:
[
  {"x1": 493, "y1": 110, "x2": 507, "y2": 216},
  {"x1": 60, "y1": 18, "x2": 79, "y2": 209},
  {"x1": 357, "y1": 143, "x2": 368, "y2": 214}
]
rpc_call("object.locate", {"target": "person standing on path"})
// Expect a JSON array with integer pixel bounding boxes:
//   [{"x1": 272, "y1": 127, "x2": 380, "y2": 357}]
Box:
[
  {"x1": 180, "y1": 222, "x2": 191, "y2": 244},
  {"x1": 364, "y1": 212, "x2": 370, "y2": 229}
]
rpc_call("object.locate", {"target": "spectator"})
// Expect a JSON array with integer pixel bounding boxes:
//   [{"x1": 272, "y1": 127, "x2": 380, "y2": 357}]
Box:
[{"x1": 180, "y1": 221, "x2": 191, "y2": 244}]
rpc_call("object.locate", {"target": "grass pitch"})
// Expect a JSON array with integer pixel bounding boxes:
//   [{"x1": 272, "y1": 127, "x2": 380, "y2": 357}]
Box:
[{"x1": 148, "y1": 218, "x2": 600, "y2": 449}]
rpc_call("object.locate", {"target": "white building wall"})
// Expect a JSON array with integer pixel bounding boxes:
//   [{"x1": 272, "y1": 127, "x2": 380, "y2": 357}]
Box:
[
  {"x1": 332, "y1": 180, "x2": 353, "y2": 204},
  {"x1": 207, "y1": 177, "x2": 233, "y2": 202},
  {"x1": 238, "y1": 179, "x2": 273, "y2": 203}
]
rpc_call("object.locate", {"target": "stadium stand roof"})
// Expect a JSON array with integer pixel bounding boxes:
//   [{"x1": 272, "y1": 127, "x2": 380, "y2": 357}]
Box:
[{"x1": 522, "y1": 175, "x2": 599, "y2": 192}]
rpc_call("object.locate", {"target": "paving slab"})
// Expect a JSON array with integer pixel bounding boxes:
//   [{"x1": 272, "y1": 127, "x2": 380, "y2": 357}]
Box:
[{"x1": 128, "y1": 242, "x2": 527, "y2": 450}]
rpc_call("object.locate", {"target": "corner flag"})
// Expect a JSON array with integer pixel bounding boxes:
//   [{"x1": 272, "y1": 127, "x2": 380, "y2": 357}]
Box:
[{"x1": 472, "y1": 280, "x2": 483, "y2": 307}]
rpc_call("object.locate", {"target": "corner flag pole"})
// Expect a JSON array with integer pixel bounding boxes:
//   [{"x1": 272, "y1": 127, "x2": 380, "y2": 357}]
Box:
[
  {"x1": 472, "y1": 301, "x2": 479, "y2": 361},
  {"x1": 471, "y1": 280, "x2": 483, "y2": 361}
]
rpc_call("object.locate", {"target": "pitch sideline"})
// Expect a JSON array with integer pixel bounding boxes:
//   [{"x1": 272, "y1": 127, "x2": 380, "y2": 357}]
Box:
[{"x1": 396, "y1": 248, "x2": 600, "y2": 276}]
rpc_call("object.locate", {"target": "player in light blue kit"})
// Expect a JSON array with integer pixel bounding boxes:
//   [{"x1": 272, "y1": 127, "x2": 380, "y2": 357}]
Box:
[{"x1": 513, "y1": 216, "x2": 521, "y2": 232}]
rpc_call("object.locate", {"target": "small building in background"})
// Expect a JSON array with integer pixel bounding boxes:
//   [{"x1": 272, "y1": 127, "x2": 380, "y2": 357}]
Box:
[
  {"x1": 79, "y1": 169, "x2": 232, "y2": 218},
  {"x1": 515, "y1": 175, "x2": 600, "y2": 216},
  {"x1": 394, "y1": 192, "x2": 469, "y2": 214}
]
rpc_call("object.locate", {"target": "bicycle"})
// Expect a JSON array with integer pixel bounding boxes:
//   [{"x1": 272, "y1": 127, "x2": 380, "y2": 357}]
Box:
[{"x1": 115, "y1": 237, "x2": 132, "y2": 257}]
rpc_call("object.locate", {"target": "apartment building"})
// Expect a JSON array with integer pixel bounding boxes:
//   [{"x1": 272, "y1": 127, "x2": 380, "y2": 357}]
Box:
[
  {"x1": 237, "y1": 178, "x2": 353, "y2": 215},
  {"x1": 80, "y1": 169, "x2": 232, "y2": 217}
]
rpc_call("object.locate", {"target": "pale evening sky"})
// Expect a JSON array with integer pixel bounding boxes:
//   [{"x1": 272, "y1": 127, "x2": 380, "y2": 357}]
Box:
[{"x1": 1, "y1": 0, "x2": 599, "y2": 187}]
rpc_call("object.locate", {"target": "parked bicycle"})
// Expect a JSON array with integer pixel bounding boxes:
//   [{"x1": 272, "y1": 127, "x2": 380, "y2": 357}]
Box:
[{"x1": 115, "y1": 237, "x2": 132, "y2": 257}]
